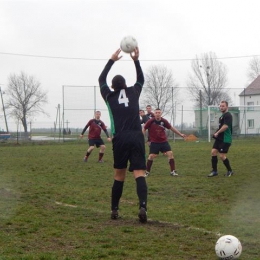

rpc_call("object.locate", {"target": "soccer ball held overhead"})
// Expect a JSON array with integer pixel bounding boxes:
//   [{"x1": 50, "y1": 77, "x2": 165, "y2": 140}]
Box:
[{"x1": 120, "y1": 36, "x2": 138, "y2": 53}]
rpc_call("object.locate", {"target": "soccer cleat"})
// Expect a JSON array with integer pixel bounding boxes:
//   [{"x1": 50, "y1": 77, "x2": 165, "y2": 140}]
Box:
[
  {"x1": 170, "y1": 170, "x2": 178, "y2": 176},
  {"x1": 98, "y1": 160, "x2": 104, "y2": 163},
  {"x1": 208, "y1": 171, "x2": 218, "y2": 177},
  {"x1": 83, "y1": 156, "x2": 88, "y2": 162},
  {"x1": 111, "y1": 210, "x2": 119, "y2": 220},
  {"x1": 225, "y1": 171, "x2": 234, "y2": 177},
  {"x1": 145, "y1": 171, "x2": 150, "y2": 177},
  {"x1": 138, "y1": 207, "x2": 147, "y2": 223}
]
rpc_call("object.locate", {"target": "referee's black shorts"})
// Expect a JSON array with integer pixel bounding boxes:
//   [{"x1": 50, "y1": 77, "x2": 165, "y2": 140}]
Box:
[
  {"x1": 212, "y1": 139, "x2": 231, "y2": 153},
  {"x1": 112, "y1": 130, "x2": 146, "y2": 172}
]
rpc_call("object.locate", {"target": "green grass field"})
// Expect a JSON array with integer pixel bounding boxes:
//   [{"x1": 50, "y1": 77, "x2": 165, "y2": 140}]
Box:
[{"x1": 0, "y1": 139, "x2": 259, "y2": 259}]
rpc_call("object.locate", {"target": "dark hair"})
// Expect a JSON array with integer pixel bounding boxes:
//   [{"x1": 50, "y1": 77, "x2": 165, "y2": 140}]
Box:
[
  {"x1": 221, "y1": 101, "x2": 228, "y2": 106},
  {"x1": 112, "y1": 75, "x2": 127, "y2": 91},
  {"x1": 155, "y1": 108, "x2": 161, "y2": 111}
]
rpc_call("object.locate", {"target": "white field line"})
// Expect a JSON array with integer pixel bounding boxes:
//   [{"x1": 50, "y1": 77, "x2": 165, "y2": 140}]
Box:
[{"x1": 54, "y1": 201, "x2": 221, "y2": 237}]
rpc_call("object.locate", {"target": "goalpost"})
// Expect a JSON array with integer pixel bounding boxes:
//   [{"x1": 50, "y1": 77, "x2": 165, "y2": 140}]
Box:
[{"x1": 207, "y1": 105, "x2": 260, "y2": 142}]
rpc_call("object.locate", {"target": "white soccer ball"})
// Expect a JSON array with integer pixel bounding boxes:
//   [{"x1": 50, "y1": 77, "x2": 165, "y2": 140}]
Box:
[
  {"x1": 120, "y1": 36, "x2": 138, "y2": 53},
  {"x1": 215, "y1": 235, "x2": 242, "y2": 259}
]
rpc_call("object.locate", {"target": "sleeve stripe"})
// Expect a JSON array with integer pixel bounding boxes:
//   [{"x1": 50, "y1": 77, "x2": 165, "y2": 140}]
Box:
[{"x1": 100, "y1": 83, "x2": 108, "y2": 89}]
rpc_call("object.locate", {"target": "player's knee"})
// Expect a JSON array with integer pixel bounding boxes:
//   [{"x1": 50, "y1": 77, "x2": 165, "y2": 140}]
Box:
[
  {"x1": 219, "y1": 154, "x2": 226, "y2": 161},
  {"x1": 167, "y1": 151, "x2": 173, "y2": 157},
  {"x1": 211, "y1": 149, "x2": 217, "y2": 156},
  {"x1": 149, "y1": 154, "x2": 156, "y2": 160}
]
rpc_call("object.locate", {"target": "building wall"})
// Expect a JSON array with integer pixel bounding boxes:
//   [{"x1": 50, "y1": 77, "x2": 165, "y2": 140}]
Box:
[{"x1": 239, "y1": 94, "x2": 260, "y2": 134}]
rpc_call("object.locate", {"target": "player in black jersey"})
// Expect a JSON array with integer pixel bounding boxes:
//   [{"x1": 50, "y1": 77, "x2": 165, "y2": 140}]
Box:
[
  {"x1": 145, "y1": 105, "x2": 155, "y2": 145},
  {"x1": 208, "y1": 101, "x2": 234, "y2": 177},
  {"x1": 98, "y1": 48, "x2": 147, "y2": 223},
  {"x1": 146, "y1": 105, "x2": 155, "y2": 119}
]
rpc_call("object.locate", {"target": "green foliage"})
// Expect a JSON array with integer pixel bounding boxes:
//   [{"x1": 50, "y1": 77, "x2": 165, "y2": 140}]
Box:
[{"x1": 0, "y1": 139, "x2": 259, "y2": 259}]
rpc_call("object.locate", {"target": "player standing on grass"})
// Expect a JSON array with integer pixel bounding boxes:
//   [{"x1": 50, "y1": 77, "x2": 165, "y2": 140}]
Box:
[
  {"x1": 98, "y1": 47, "x2": 148, "y2": 223},
  {"x1": 80, "y1": 111, "x2": 111, "y2": 163},
  {"x1": 143, "y1": 108, "x2": 186, "y2": 177},
  {"x1": 208, "y1": 101, "x2": 234, "y2": 177}
]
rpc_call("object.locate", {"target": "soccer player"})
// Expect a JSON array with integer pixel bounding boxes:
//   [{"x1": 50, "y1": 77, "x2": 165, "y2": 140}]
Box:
[
  {"x1": 143, "y1": 108, "x2": 186, "y2": 177},
  {"x1": 80, "y1": 111, "x2": 111, "y2": 162},
  {"x1": 98, "y1": 48, "x2": 148, "y2": 223},
  {"x1": 139, "y1": 109, "x2": 149, "y2": 125},
  {"x1": 146, "y1": 105, "x2": 155, "y2": 119},
  {"x1": 144, "y1": 105, "x2": 154, "y2": 145},
  {"x1": 208, "y1": 101, "x2": 233, "y2": 177}
]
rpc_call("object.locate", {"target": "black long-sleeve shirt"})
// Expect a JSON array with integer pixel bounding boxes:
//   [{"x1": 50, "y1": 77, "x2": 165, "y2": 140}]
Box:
[{"x1": 99, "y1": 59, "x2": 144, "y2": 136}]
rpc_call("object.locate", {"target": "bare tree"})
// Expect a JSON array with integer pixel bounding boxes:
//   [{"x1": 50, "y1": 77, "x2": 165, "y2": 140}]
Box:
[
  {"x1": 187, "y1": 52, "x2": 231, "y2": 107},
  {"x1": 5, "y1": 71, "x2": 48, "y2": 135},
  {"x1": 141, "y1": 65, "x2": 179, "y2": 116},
  {"x1": 247, "y1": 56, "x2": 260, "y2": 82}
]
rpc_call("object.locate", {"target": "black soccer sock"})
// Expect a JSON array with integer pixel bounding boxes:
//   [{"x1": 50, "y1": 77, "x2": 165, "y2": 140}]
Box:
[
  {"x1": 111, "y1": 180, "x2": 124, "y2": 211},
  {"x1": 223, "y1": 158, "x2": 232, "y2": 172},
  {"x1": 86, "y1": 151, "x2": 91, "y2": 157},
  {"x1": 136, "y1": 176, "x2": 147, "y2": 210},
  {"x1": 211, "y1": 156, "x2": 218, "y2": 171},
  {"x1": 146, "y1": 159, "x2": 153, "y2": 172},
  {"x1": 169, "y1": 158, "x2": 175, "y2": 171}
]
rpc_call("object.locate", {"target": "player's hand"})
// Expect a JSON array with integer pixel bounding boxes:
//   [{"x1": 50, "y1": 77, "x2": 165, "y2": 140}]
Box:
[
  {"x1": 181, "y1": 134, "x2": 186, "y2": 138},
  {"x1": 79, "y1": 135, "x2": 84, "y2": 139},
  {"x1": 130, "y1": 47, "x2": 139, "y2": 61},
  {"x1": 111, "y1": 49, "x2": 122, "y2": 61},
  {"x1": 107, "y1": 137, "x2": 112, "y2": 142}
]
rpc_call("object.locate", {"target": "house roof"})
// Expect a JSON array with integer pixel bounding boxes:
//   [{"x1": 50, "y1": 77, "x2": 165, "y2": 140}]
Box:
[{"x1": 239, "y1": 75, "x2": 260, "y2": 96}]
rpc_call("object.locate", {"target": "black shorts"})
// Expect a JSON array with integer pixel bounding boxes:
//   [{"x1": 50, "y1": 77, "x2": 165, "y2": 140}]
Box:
[
  {"x1": 88, "y1": 138, "x2": 104, "y2": 148},
  {"x1": 149, "y1": 142, "x2": 171, "y2": 155},
  {"x1": 213, "y1": 139, "x2": 231, "y2": 153},
  {"x1": 112, "y1": 131, "x2": 146, "y2": 172}
]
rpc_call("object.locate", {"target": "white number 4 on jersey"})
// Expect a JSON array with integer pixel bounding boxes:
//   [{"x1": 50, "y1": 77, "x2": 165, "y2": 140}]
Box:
[{"x1": 118, "y1": 89, "x2": 129, "y2": 107}]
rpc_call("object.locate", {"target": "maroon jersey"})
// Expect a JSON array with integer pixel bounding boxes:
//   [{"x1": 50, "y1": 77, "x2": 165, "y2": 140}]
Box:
[
  {"x1": 144, "y1": 117, "x2": 171, "y2": 143},
  {"x1": 81, "y1": 119, "x2": 107, "y2": 139}
]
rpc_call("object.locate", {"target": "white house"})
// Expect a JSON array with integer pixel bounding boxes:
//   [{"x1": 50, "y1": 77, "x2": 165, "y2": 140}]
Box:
[{"x1": 239, "y1": 75, "x2": 260, "y2": 134}]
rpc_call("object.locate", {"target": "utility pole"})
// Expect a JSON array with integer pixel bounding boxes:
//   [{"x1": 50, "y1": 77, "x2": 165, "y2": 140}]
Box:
[
  {"x1": 65, "y1": 120, "x2": 70, "y2": 132},
  {"x1": 0, "y1": 86, "x2": 9, "y2": 133},
  {"x1": 199, "y1": 90, "x2": 203, "y2": 136},
  {"x1": 206, "y1": 66, "x2": 211, "y2": 105}
]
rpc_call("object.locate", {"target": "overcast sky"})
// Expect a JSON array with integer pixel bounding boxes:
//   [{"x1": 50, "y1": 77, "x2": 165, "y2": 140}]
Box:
[{"x1": 1, "y1": 0, "x2": 260, "y2": 131}]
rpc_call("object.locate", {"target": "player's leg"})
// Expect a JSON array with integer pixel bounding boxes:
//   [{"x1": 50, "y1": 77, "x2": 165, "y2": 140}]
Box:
[
  {"x1": 161, "y1": 142, "x2": 177, "y2": 176},
  {"x1": 219, "y1": 143, "x2": 233, "y2": 176},
  {"x1": 110, "y1": 134, "x2": 129, "y2": 219},
  {"x1": 208, "y1": 140, "x2": 219, "y2": 177},
  {"x1": 134, "y1": 170, "x2": 147, "y2": 223},
  {"x1": 84, "y1": 140, "x2": 95, "y2": 162},
  {"x1": 97, "y1": 139, "x2": 105, "y2": 162},
  {"x1": 146, "y1": 153, "x2": 156, "y2": 176},
  {"x1": 111, "y1": 168, "x2": 127, "y2": 219},
  {"x1": 129, "y1": 132, "x2": 147, "y2": 223},
  {"x1": 145, "y1": 142, "x2": 159, "y2": 176}
]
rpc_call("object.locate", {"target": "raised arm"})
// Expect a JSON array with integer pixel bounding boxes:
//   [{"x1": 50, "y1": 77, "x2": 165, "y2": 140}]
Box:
[
  {"x1": 131, "y1": 47, "x2": 144, "y2": 88},
  {"x1": 99, "y1": 49, "x2": 123, "y2": 100}
]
